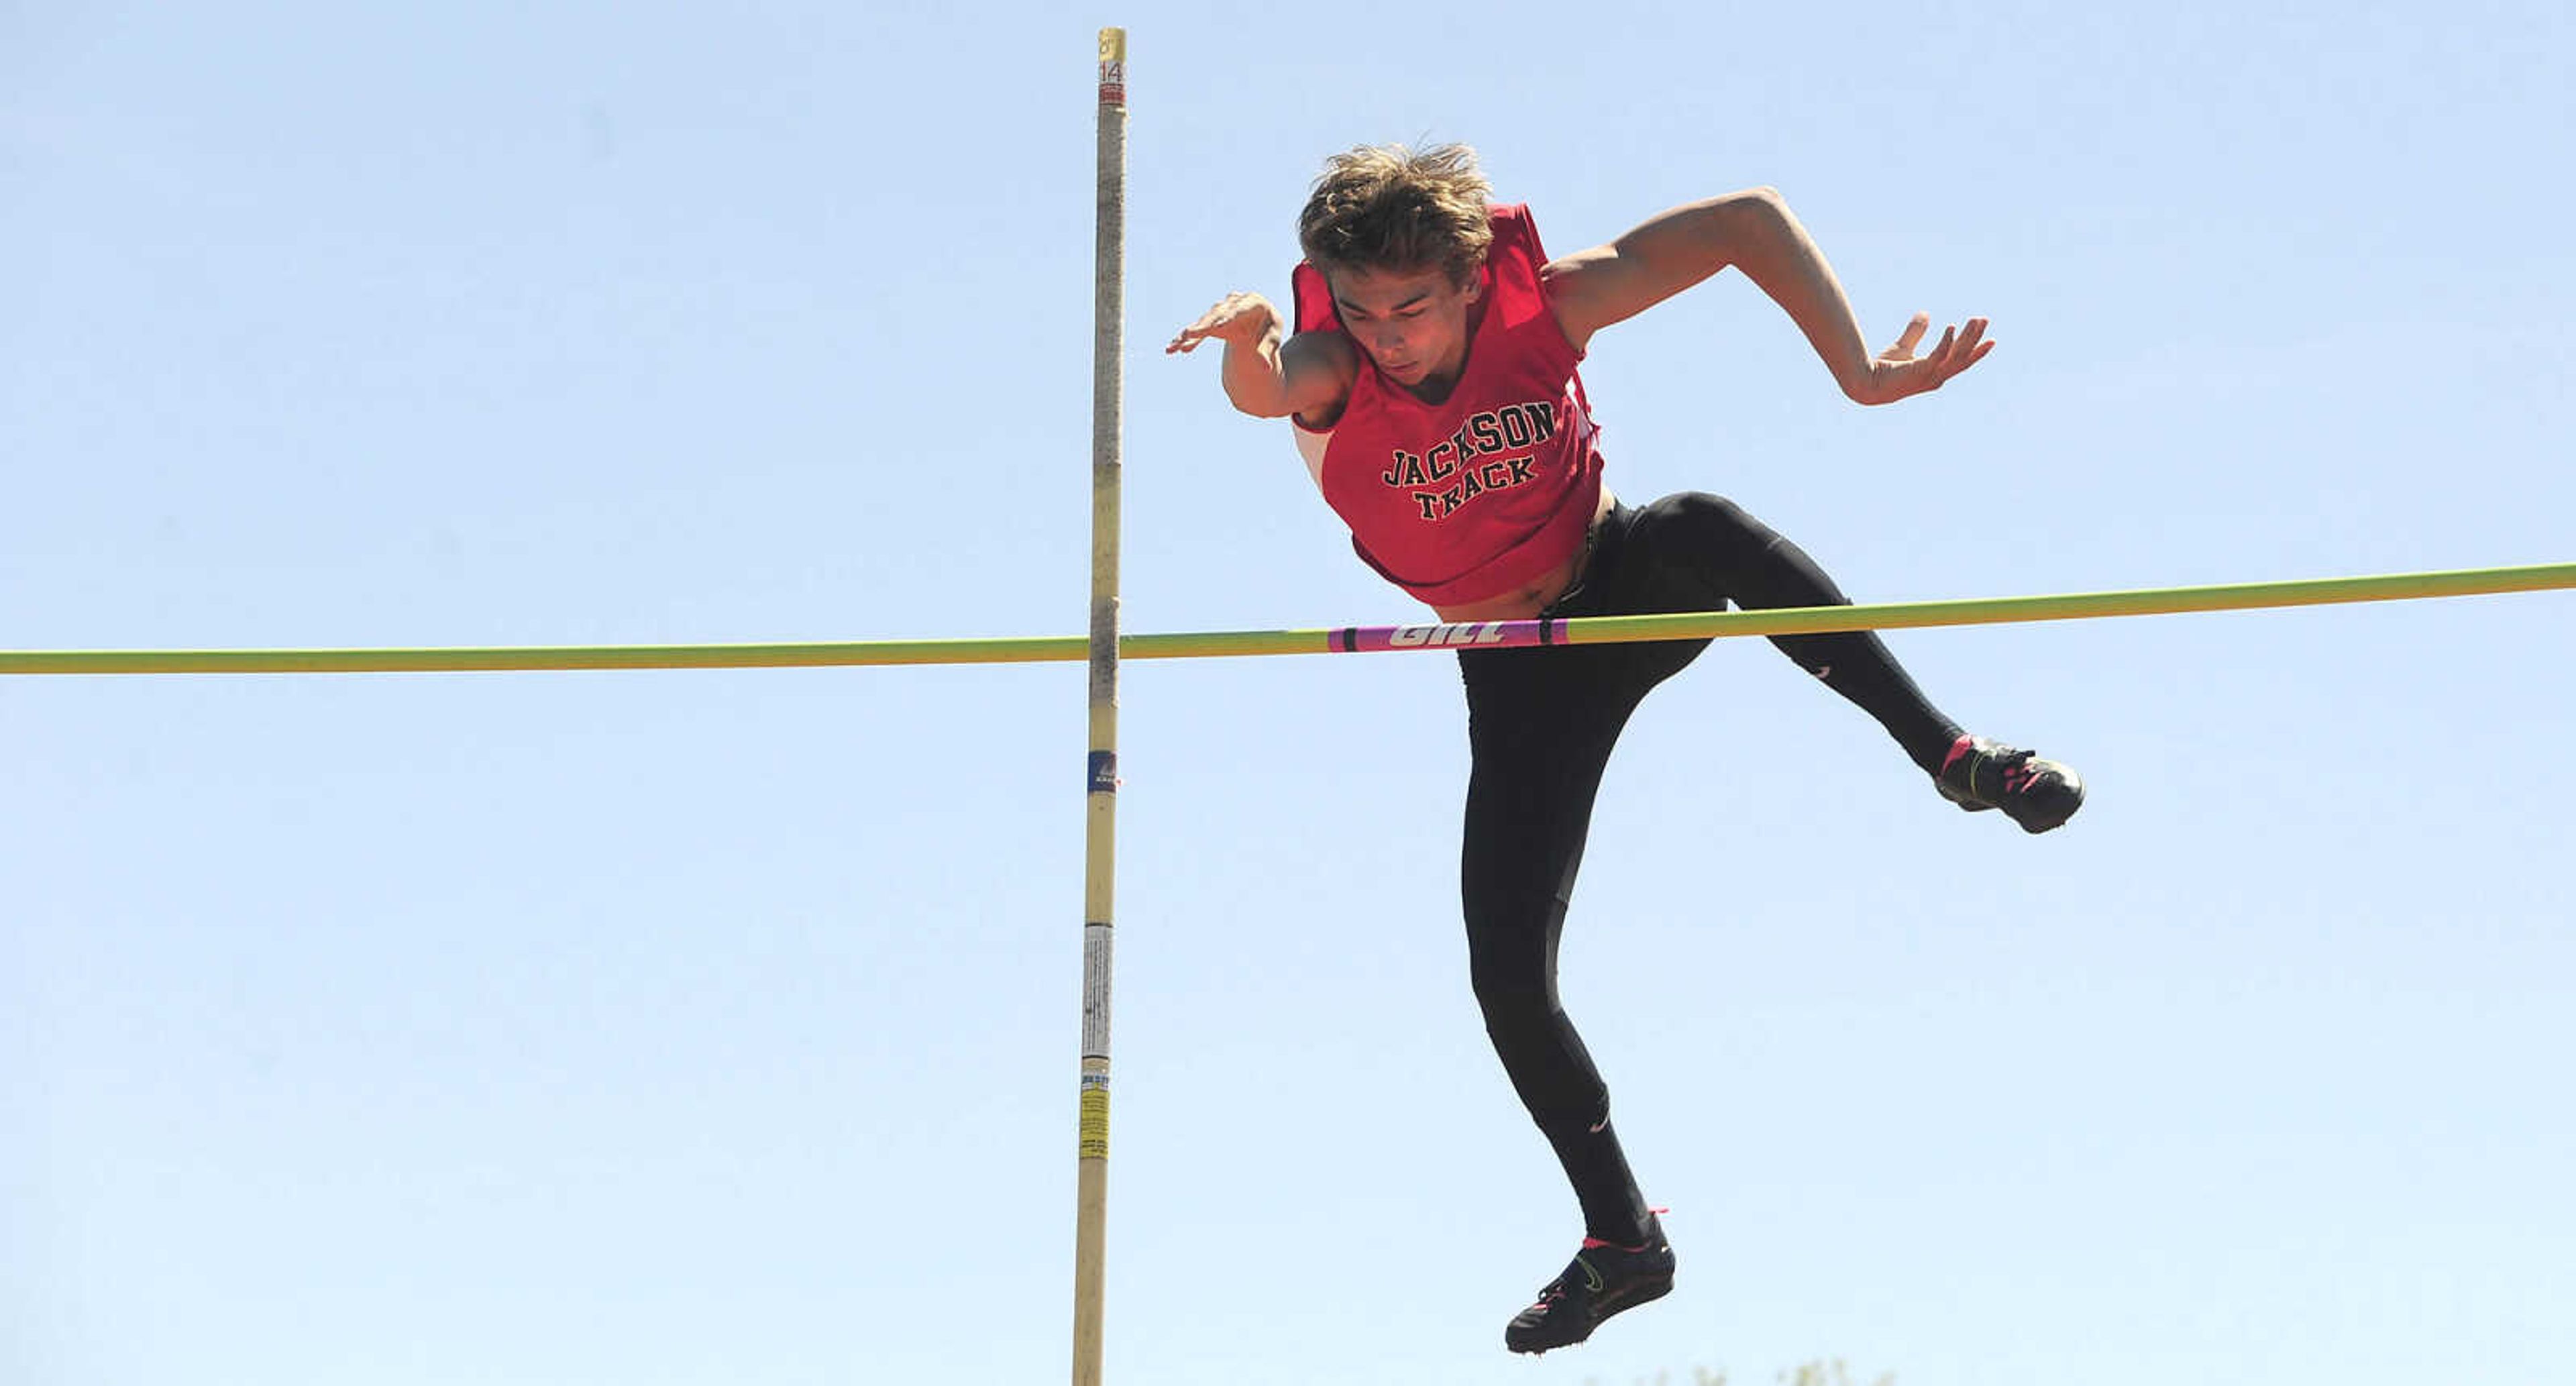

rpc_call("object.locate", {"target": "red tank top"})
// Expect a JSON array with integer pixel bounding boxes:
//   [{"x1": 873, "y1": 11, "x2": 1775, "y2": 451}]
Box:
[{"x1": 1289, "y1": 204, "x2": 1604, "y2": 608}]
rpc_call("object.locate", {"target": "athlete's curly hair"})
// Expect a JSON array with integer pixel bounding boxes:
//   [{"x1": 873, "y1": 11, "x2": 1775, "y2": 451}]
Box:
[{"x1": 1297, "y1": 143, "x2": 1494, "y2": 288}]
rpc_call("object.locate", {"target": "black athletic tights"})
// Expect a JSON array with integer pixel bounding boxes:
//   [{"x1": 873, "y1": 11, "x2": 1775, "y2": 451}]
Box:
[{"x1": 1456, "y1": 492, "x2": 1963, "y2": 1246}]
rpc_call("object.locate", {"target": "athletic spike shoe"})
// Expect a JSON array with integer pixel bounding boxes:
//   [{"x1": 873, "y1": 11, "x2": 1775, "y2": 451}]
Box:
[
  {"x1": 1503, "y1": 1214, "x2": 1676, "y2": 1356},
  {"x1": 1936, "y1": 734, "x2": 2085, "y2": 834}
]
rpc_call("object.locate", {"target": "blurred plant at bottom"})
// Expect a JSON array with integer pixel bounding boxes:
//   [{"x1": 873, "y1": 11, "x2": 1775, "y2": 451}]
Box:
[{"x1": 1590, "y1": 1359, "x2": 1894, "y2": 1386}]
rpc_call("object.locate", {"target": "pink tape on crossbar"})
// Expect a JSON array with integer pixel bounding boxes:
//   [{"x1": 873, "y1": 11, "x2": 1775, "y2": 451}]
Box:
[{"x1": 1328, "y1": 619, "x2": 1563, "y2": 653}]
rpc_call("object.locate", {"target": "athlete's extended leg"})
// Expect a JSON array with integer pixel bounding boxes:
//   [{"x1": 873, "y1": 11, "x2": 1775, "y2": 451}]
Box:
[
  {"x1": 1457, "y1": 509, "x2": 1705, "y2": 1354},
  {"x1": 1460, "y1": 636, "x2": 1692, "y2": 1354}
]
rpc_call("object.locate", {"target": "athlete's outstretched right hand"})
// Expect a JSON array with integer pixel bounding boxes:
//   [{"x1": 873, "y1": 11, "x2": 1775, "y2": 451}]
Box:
[{"x1": 1167, "y1": 291, "x2": 1284, "y2": 354}]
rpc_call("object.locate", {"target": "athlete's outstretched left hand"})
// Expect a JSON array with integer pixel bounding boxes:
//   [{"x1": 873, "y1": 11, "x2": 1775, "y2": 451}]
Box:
[{"x1": 1854, "y1": 313, "x2": 1992, "y2": 405}]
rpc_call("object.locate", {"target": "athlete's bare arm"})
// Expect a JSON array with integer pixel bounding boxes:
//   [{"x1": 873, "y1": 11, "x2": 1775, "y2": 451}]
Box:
[
  {"x1": 1167, "y1": 291, "x2": 1360, "y2": 423},
  {"x1": 1541, "y1": 187, "x2": 1994, "y2": 406}
]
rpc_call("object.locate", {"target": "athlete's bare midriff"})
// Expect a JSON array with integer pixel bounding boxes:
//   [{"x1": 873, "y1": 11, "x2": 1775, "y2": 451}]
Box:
[{"x1": 1432, "y1": 486, "x2": 1618, "y2": 623}]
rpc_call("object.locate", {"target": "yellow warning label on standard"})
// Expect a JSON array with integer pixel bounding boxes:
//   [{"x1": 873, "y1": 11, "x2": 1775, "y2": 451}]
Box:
[{"x1": 1078, "y1": 1085, "x2": 1111, "y2": 1160}]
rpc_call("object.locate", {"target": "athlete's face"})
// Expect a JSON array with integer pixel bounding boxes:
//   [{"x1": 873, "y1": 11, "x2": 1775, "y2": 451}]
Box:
[{"x1": 1325, "y1": 262, "x2": 1483, "y2": 392}]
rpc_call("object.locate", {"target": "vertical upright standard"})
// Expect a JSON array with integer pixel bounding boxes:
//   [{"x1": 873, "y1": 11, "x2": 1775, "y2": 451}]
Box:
[{"x1": 1073, "y1": 25, "x2": 1126, "y2": 1386}]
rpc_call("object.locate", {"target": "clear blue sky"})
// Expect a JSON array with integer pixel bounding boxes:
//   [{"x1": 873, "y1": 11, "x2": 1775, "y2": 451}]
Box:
[{"x1": 8, "y1": 4, "x2": 2572, "y2": 1385}]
